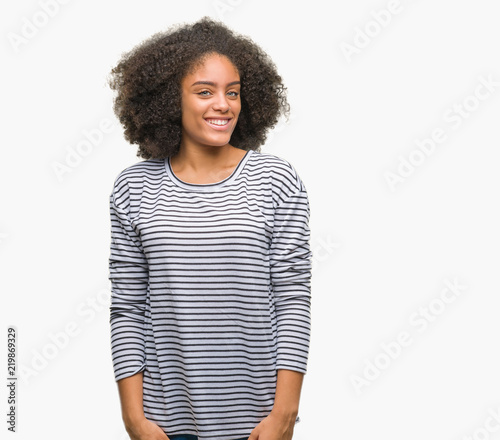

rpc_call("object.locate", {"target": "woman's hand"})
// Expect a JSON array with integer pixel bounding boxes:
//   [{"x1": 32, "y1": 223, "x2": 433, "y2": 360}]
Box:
[
  {"x1": 125, "y1": 416, "x2": 170, "y2": 440},
  {"x1": 248, "y1": 409, "x2": 297, "y2": 440},
  {"x1": 248, "y1": 369, "x2": 303, "y2": 439}
]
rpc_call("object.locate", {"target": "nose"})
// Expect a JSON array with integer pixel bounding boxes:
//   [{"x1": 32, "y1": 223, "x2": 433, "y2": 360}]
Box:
[{"x1": 211, "y1": 92, "x2": 231, "y2": 113}]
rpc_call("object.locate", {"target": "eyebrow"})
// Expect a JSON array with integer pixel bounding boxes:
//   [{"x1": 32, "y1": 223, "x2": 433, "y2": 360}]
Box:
[{"x1": 190, "y1": 80, "x2": 241, "y2": 87}]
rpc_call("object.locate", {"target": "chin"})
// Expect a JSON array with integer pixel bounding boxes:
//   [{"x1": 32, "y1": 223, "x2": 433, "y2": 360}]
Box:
[{"x1": 204, "y1": 136, "x2": 233, "y2": 147}]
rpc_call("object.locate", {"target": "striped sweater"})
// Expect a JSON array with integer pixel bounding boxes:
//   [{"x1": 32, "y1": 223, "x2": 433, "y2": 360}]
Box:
[{"x1": 108, "y1": 148, "x2": 312, "y2": 440}]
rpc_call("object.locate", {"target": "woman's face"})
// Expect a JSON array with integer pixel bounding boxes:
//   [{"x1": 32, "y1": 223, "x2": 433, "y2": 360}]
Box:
[{"x1": 180, "y1": 53, "x2": 241, "y2": 150}]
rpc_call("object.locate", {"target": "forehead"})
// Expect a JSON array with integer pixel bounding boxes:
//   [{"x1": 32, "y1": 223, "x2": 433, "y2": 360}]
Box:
[{"x1": 183, "y1": 54, "x2": 240, "y2": 83}]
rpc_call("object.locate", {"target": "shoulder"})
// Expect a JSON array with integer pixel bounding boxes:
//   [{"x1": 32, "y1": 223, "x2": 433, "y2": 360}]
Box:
[
  {"x1": 249, "y1": 150, "x2": 307, "y2": 198},
  {"x1": 112, "y1": 159, "x2": 164, "y2": 189},
  {"x1": 110, "y1": 158, "x2": 164, "y2": 205}
]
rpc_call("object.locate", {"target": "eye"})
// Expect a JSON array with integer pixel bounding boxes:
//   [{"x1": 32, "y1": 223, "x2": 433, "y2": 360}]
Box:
[
  {"x1": 227, "y1": 91, "x2": 239, "y2": 97},
  {"x1": 197, "y1": 90, "x2": 211, "y2": 96}
]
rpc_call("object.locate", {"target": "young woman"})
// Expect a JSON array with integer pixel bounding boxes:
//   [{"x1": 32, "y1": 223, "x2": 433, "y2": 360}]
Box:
[{"x1": 107, "y1": 17, "x2": 312, "y2": 440}]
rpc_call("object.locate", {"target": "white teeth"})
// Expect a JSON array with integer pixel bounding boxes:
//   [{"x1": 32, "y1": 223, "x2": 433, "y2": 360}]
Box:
[{"x1": 206, "y1": 119, "x2": 229, "y2": 126}]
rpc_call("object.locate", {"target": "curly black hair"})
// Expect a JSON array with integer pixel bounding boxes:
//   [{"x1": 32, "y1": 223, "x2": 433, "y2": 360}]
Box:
[{"x1": 107, "y1": 16, "x2": 290, "y2": 160}]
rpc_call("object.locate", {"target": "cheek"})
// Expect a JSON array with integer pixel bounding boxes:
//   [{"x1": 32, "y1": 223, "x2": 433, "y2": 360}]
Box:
[
  {"x1": 192, "y1": 101, "x2": 209, "y2": 118},
  {"x1": 182, "y1": 102, "x2": 204, "y2": 125}
]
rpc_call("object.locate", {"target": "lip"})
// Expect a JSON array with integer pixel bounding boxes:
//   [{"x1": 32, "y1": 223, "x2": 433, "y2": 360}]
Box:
[{"x1": 204, "y1": 117, "x2": 233, "y2": 131}]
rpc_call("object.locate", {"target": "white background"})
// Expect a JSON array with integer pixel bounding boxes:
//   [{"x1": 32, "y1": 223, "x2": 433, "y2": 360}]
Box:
[{"x1": 1, "y1": 0, "x2": 500, "y2": 439}]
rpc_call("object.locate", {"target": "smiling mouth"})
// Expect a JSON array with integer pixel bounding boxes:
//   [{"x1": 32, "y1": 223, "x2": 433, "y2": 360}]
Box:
[{"x1": 205, "y1": 118, "x2": 231, "y2": 126}]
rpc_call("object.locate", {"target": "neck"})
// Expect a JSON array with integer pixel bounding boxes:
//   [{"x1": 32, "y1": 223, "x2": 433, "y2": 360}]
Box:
[{"x1": 170, "y1": 142, "x2": 244, "y2": 175}]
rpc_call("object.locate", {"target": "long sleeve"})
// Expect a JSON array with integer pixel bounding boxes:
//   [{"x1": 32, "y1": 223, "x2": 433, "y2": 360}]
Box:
[
  {"x1": 108, "y1": 185, "x2": 149, "y2": 382},
  {"x1": 269, "y1": 178, "x2": 313, "y2": 374}
]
